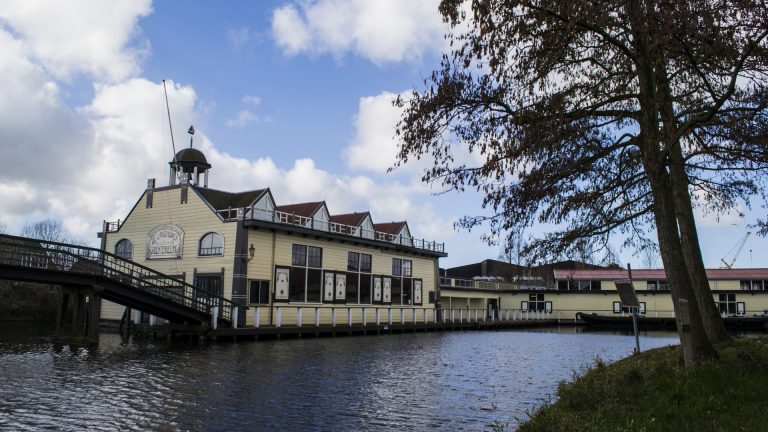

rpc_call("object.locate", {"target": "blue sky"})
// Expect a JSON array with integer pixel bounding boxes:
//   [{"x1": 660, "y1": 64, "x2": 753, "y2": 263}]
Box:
[{"x1": 0, "y1": 0, "x2": 764, "y2": 269}]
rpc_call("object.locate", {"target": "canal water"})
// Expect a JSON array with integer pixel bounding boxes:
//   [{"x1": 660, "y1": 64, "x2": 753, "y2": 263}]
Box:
[{"x1": 0, "y1": 324, "x2": 678, "y2": 431}]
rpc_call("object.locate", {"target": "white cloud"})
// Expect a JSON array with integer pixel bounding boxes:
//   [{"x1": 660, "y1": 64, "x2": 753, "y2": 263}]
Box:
[
  {"x1": 0, "y1": 1, "x2": 459, "y2": 249},
  {"x1": 344, "y1": 90, "x2": 486, "y2": 176},
  {"x1": 228, "y1": 27, "x2": 253, "y2": 53},
  {"x1": 226, "y1": 110, "x2": 259, "y2": 127},
  {"x1": 0, "y1": 0, "x2": 152, "y2": 82},
  {"x1": 241, "y1": 95, "x2": 262, "y2": 105},
  {"x1": 271, "y1": 0, "x2": 446, "y2": 64},
  {"x1": 345, "y1": 91, "x2": 404, "y2": 173}
]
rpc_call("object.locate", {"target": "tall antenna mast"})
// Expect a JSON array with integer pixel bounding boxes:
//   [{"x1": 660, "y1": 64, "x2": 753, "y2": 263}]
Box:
[{"x1": 163, "y1": 80, "x2": 180, "y2": 183}]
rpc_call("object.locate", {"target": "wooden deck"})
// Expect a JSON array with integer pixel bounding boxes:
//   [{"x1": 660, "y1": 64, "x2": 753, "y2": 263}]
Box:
[{"x1": 122, "y1": 318, "x2": 564, "y2": 341}]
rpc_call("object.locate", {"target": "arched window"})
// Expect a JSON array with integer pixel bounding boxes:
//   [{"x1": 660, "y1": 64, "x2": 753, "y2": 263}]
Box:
[
  {"x1": 199, "y1": 232, "x2": 224, "y2": 256},
  {"x1": 115, "y1": 239, "x2": 133, "y2": 260}
]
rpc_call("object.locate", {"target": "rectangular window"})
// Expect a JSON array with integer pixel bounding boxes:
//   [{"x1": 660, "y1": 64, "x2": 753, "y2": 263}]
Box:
[
  {"x1": 346, "y1": 273, "x2": 359, "y2": 304},
  {"x1": 391, "y1": 277, "x2": 402, "y2": 305},
  {"x1": 289, "y1": 267, "x2": 306, "y2": 302},
  {"x1": 360, "y1": 274, "x2": 372, "y2": 304},
  {"x1": 402, "y1": 259, "x2": 412, "y2": 277},
  {"x1": 345, "y1": 252, "x2": 372, "y2": 304},
  {"x1": 249, "y1": 280, "x2": 270, "y2": 305},
  {"x1": 292, "y1": 244, "x2": 306, "y2": 266},
  {"x1": 360, "y1": 254, "x2": 372, "y2": 273},
  {"x1": 308, "y1": 246, "x2": 322, "y2": 268},
  {"x1": 307, "y1": 268, "x2": 322, "y2": 302},
  {"x1": 392, "y1": 258, "x2": 402, "y2": 276},
  {"x1": 647, "y1": 280, "x2": 668, "y2": 291},
  {"x1": 529, "y1": 293, "x2": 546, "y2": 311},
  {"x1": 289, "y1": 244, "x2": 323, "y2": 303},
  {"x1": 402, "y1": 278, "x2": 412, "y2": 305},
  {"x1": 617, "y1": 301, "x2": 646, "y2": 314},
  {"x1": 347, "y1": 252, "x2": 360, "y2": 271},
  {"x1": 390, "y1": 257, "x2": 413, "y2": 305},
  {"x1": 718, "y1": 293, "x2": 737, "y2": 315},
  {"x1": 741, "y1": 280, "x2": 765, "y2": 291},
  {"x1": 557, "y1": 280, "x2": 569, "y2": 291}
]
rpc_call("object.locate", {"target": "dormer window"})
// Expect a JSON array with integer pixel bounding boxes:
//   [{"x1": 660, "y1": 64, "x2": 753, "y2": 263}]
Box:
[{"x1": 199, "y1": 232, "x2": 224, "y2": 256}]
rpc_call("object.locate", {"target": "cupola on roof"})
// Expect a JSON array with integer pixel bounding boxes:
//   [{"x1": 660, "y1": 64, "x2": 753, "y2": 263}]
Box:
[
  {"x1": 170, "y1": 148, "x2": 211, "y2": 172},
  {"x1": 167, "y1": 125, "x2": 211, "y2": 187}
]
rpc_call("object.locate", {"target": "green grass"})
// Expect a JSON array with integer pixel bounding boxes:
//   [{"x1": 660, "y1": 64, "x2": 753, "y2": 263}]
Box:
[{"x1": 518, "y1": 337, "x2": 768, "y2": 432}]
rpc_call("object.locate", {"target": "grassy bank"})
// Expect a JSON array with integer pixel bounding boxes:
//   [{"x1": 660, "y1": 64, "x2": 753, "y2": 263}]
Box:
[{"x1": 519, "y1": 337, "x2": 768, "y2": 432}]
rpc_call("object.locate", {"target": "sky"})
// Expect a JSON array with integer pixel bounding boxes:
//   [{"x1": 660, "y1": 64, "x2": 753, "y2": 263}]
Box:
[{"x1": 0, "y1": 0, "x2": 765, "y2": 270}]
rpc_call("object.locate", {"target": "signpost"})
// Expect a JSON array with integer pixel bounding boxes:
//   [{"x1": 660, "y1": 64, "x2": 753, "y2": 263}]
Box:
[{"x1": 614, "y1": 264, "x2": 641, "y2": 354}]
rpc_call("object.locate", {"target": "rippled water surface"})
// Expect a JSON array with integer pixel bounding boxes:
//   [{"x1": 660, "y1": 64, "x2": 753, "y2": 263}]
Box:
[{"x1": 0, "y1": 323, "x2": 679, "y2": 431}]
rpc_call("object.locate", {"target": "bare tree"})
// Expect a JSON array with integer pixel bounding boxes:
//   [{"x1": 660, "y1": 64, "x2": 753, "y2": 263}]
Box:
[
  {"x1": 642, "y1": 244, "x2": 660, "y2": 269},
  {"x1": 395, "y1": 0, "x2": 768, "y2": 365},
  {"x1": 21, "y1": 218, "x2": 69, "y2": 243}
]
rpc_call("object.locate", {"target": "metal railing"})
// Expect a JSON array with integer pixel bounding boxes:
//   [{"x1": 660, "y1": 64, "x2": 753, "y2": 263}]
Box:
[
  {"x1": 106, "y1": 205, "x2": 445, "y2": 253},
  {"x1": 0, "y1": 233, "x2": 236, "y2": 324},
  {"x1": 246, "y1": 305, "x2": 559, "y2": 328},
  {"x1": 220, "y1": 207, "x2": 446, "y2": 253},
  {"x1": 440, "y1": 277, "x2": 527, "y2": 291}
]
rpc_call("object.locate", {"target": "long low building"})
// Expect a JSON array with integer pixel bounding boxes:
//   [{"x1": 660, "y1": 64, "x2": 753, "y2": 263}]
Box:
[
  {"x1": 440, "y1": 267, "x2": 768, "y2": 319},
  {"x1": 99, "y1": 146, "x2": 446, "y2": 327}
]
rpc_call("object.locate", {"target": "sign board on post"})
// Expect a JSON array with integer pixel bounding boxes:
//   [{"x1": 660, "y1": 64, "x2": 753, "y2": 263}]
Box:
[
  {"x1": 616, "y1": 265, "x2": 641, "y2": 354},
  {"x1": 614, "y1": 280, "x2": 639, "y2": 308}
]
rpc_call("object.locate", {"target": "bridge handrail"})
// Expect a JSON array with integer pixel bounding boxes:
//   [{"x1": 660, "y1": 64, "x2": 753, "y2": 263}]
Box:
[{"x1": 0, "y1": 233, "x2": 236, "y2": 322}]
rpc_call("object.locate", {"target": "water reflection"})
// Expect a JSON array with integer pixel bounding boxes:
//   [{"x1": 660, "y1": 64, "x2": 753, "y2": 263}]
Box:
[{"x1": 0, "y1": 323, "x2": 679, "y2": 431}]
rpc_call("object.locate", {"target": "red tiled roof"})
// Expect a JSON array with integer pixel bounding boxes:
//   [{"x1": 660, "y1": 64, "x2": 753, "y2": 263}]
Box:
[
  {"x1": 554, "y1": 268, "x2": 768, "y2": 281},
  {"x1": 330, "y1": 212, "x2": 370, "y2": 227},
  {"x1": 275, "y1": 202, "x2": 324, "y2": 217},
  {"x1": 374, "y1": 222, "x2": 407, "y2": 235}
]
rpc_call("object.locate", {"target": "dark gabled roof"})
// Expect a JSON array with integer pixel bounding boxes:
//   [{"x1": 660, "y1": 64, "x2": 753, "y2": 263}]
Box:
[
  {"x1": 276, "y1": 201, "x2": 325, "y2": 217},
  {"x1": 330, "y1": 212, "x2": 371, "y2": 227},
  {"x1": 374, "y1": 221, "x2": 407, "y2": 235},
  {"x1": 194, "y1": 187, "x2": 268, "y2": 211}
]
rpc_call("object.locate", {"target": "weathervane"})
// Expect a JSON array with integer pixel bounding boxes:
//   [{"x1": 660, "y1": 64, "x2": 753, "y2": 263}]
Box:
[{"x1": 188, "y1": 125, "x2": 195, "y2": 148}]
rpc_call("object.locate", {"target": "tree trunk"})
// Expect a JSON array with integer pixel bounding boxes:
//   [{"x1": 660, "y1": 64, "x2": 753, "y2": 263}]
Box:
[
  {"x1": 645, "y1": 165, "x2": 719, "y2": 366},
  {"x1": 628, "y1": 0, "x2": 717, "y2": 365},
  {"x1": 655, "y1": 61, "x2": 732, "y2": 344},
  {"x1": 667, "y1": 143, "x2": 733, "y2": 344}
]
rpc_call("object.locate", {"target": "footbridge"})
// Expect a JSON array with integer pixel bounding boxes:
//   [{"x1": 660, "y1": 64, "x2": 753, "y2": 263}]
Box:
[{"x1": 0, "y1": 233, "x2": 236, "y2": 344}]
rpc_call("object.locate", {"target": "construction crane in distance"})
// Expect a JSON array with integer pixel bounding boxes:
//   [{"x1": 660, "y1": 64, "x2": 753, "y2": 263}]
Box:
[{"x1": 720, "y1": 231, "x2": 751, "y2": 269}]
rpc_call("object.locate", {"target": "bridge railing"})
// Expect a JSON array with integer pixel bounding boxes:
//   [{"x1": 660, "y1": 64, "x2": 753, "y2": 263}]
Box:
[{"x1": 0, "y1": 233, "x2": 235, "y2": 323}]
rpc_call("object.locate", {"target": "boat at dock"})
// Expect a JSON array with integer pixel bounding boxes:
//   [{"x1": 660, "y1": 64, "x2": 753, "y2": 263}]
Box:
[{"x1": 576, "y1": 312, "x2": 768, "y2": 331}]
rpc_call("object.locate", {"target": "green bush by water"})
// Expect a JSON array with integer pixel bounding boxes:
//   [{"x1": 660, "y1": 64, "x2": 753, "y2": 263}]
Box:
[{"x1": 519, "y1": 337, "x2": 768, "y2": 432}]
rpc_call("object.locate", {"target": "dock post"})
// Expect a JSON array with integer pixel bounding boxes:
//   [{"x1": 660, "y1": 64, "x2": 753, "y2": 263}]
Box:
[
  {"x1": 347, "y1": 308, "x2": 352, "y2": 327},
  {"x1": 387, "y1": 309, "x2": 392, "y2": 325},
  {"x1": 400, "y1": 308, "x2": 405, "y2": 325},
  {"x1": 297, "y1": 307, "x2": 302, "y2": 327},
  {"x1": 211, "y1": 306, "x2": 218, "y2": 330},
  {"x1": 255, "y1": 307, "x2": 261, "y2": 328},
  {"x1": 459, "y1": 309, "x2": 463, "y2": 323},
  {"x1": 232, "y1": 307, "x2": 239, "y2": 330},
  {"x1": 362, "y1": 307, "x2": 367, "y2": 326},
  {"x1": 332, "y1": 308, "x2": 337, "y2": 327},
  {"x1": 376, "y1": 308, "x2": 381, "y2": 326},
  {"x1": 275, "y1": 307, "x2": 282, "y2": 328},
  {"x1": 315, "y1": 308, "x2": 320, "y2": 327}
]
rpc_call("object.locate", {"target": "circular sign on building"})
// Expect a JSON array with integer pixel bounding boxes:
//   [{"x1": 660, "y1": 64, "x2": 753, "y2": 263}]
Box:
[{"x1": 147, "y1": 224, "x2": 184, "y2": 259}]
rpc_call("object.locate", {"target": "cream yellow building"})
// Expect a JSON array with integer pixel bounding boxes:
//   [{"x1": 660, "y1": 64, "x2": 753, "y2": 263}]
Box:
[
  {"x1": 439, "y1": 267, "x2": 768, "y2": 320},
  {"x1": 100, "y1": 147, "x2": 446, "y2": 327}
]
